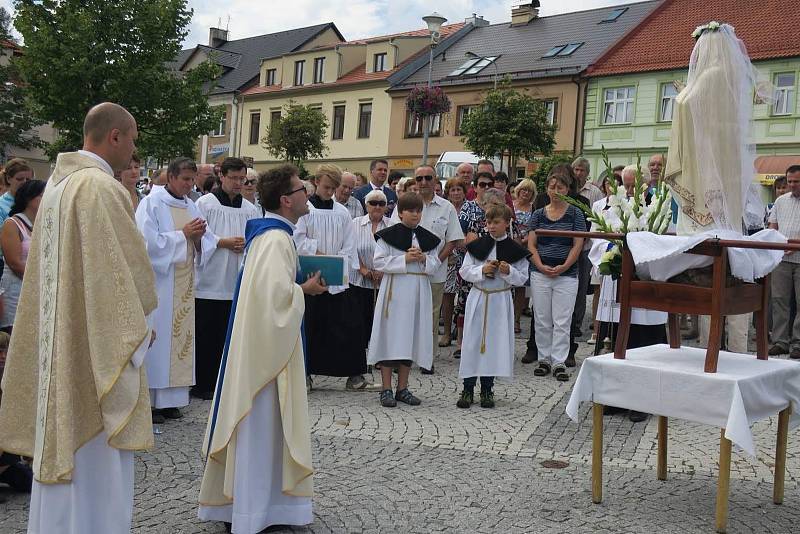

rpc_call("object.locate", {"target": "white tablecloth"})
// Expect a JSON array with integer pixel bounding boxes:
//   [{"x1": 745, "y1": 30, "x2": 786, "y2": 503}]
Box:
[
  {"x1": 625, "y1": 229, "x2": 786, "y2": 282},
  {"x1": 566, "y1": 344, "x2": 800, "y2": 456}
]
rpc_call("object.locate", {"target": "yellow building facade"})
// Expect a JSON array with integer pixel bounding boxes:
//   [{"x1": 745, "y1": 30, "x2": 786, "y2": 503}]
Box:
[
  {"x1": 233, "y1": 25, "x2": 465, "y2": 175},
  {"x1": 386, "y1": 77, "x2": 585, "y2": 176}
]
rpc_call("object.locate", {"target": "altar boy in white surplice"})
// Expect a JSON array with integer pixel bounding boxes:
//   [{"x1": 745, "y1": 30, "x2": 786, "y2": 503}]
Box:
[
  {"x1": 368, "y1": 193, "x2": 440, "y2": 408},
  {"x1": 193, "y1": 157, "x2": 260, "y2": 400},
  {"x1": 457, "y1": 204, "x2": 530, "y2": 410},
  {"x1": 136, "y1": 158, "x2": 216, "y2": 421}
]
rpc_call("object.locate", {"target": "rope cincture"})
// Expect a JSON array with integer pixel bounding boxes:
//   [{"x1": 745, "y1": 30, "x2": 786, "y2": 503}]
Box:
[
  {"x1": 476, "y1": 286, "x2": 512, "y2": 353},
  {"x1": 382, "y1": 272, "x2": 428, "y2": 318}
]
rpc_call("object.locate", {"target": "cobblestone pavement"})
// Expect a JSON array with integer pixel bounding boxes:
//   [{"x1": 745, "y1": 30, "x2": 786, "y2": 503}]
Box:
[{"x1": 2, "y1": 307, "x2": 799, "y2": 533}]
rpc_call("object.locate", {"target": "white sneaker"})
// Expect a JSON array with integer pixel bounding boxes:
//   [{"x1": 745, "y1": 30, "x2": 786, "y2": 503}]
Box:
[{"x1": 587, "y1": 333, "x2": 597, "y2": 345}]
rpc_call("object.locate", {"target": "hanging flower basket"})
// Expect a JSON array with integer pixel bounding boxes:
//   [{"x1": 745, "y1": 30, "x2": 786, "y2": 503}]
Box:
[{"x1": 406, "y1": 86, "x2": 451, "y2": 117}]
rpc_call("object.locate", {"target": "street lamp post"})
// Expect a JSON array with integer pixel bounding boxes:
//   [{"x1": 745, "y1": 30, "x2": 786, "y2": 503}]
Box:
[
  {"x1": 465, "y1": 51, "x2": 498, "y2": 89},
  {"x1": 421, "y1": 12, "x2": 447, "y2": 165}
]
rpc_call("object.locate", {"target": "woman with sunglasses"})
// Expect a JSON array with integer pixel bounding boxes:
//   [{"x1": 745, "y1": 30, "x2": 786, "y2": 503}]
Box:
[
  {"x1": 440, "y1": 178, "x2": 468, "y2": 348},
  {"x1": 241, "y1": 168, "x2": 259, "y2": 205},
  {"x1": 350, "y1": 189, "x2": 392, "y2": 360}
]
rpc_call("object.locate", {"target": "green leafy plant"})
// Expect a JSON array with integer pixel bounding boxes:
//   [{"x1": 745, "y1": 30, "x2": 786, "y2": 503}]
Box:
[{"x1": 262, "y1": 100, "x2": 328, "y2": 167}]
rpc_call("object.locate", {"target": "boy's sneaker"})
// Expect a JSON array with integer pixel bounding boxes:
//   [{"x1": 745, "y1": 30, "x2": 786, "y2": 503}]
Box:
[
  {"x1": 456, "y1": 389, "x2": 474, "y2": 409},
  {"x1": 395, "y1": 388, "x2": 421, "y2": 406},
  {"x1": 479, "y1": 390, "x2": 495, "y2": 409},
  {"x1": 380, "y1": 389, "x2": 396, "y2": 407}
]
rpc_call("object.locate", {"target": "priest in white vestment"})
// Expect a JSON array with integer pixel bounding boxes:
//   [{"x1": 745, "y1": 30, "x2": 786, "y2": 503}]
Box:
[
  {"x1": 199, "y1": 164, "x2": 325, "y2": 534},
  {"x1": 193, "y1": 157, "x2": 260, "y2": 400},
  {"x1": 136, "y1": 158, "x2": 215, "y2": 420},
  {"x1": 0, "y1": 103, "x2": 158, "y2": 534}
]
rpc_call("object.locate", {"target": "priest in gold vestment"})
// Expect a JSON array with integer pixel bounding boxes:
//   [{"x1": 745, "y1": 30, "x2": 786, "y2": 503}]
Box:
[
  {"x1": 0, "y1": 103, "x2": 157, "y2": 533},
  {"x1": 198, "y1": 164, "x2": 326, "y2": 534}
]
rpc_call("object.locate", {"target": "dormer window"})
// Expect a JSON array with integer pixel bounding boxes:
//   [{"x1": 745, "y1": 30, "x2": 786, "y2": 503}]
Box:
[
  {"x1": 373, "y1": 53, "x2": 387, "y2": 72},
  {"x1": 294, "y1": 60, "x2": 304, "y2": 86},
  {"x1": 265, "y1": 68, "x2": 276, "y2": 86}
]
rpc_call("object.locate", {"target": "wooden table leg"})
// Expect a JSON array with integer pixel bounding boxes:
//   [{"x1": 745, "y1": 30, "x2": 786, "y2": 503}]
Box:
[
  {"x1": 657, "y1": 416, "x2": 668, "y2": 481},
  {"x1": 716, "y1": 429, "x2": 732, "y2": 533},
  {"x1": 774, "y1": 406, "x2": 791, "y2": 505},
  {"x1": 593, "y1": 403, "x2": 603, "y2": 504}
]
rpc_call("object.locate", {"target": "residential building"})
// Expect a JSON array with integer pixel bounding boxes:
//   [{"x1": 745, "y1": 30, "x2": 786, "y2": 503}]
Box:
[
  {"x1": 172, "y1": 23, "x2": 345, "y2": 163},
  {"x1": 386, "y1": 1, "x2": 659, "y2": 177},
  {"x1": 0, "y1": 39, "x2": 57, "y2": 179},
  {"x1": 234, "y1": 23, "x2": 467, "y2": 175},
  {"x1": 583, "y1": 0, "x2": 800, "y2": 188}
]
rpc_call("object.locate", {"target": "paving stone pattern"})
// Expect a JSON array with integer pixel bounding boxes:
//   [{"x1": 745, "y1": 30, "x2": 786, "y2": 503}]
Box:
[{"x1": 1, "y1": 307, "x2": 799, "y2": 533}]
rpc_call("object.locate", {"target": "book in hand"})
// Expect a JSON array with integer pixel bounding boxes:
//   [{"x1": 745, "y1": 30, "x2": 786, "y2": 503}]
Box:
[{"x1": 299, "y1": 255, "x2": 347, "y2": 286}]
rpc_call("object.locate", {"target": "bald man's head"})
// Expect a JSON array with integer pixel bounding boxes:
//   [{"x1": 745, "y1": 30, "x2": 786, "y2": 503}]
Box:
[
  {"x1": 82, "y1": 102, "x2": 138, "y2": 172},
  {"x1": 83, "y1": 102, "x2": 135, "y2": 144}
]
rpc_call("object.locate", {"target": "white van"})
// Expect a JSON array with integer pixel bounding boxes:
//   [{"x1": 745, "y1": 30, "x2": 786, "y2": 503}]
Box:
[{"x1": 435, "y1": 151, "x2": 504, "y2": 180}]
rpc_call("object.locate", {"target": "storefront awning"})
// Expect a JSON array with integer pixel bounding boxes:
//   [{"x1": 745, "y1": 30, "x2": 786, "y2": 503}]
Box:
[{"x1": 754, "y1": 155, "x2": 799, "y2": 185}]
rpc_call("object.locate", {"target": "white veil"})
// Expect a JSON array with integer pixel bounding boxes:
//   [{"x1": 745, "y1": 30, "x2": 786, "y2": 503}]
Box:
[{"x1": 686, "y1": 23, "x2": 763, "y2": 233}]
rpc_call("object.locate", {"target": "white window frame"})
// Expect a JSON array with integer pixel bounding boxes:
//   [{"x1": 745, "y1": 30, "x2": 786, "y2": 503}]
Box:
[
  {"x1": 543, "y1": 100, "x2": 557, "y2": 126},
  {"x1": 373, "y1": 53, "x2": 387, "y2": 72},
  {"x1": 265, "y1": 68, "x2": 276, "y2": 86},
  {"x1": 406, "y1": 112, "x2": 441, "y2": 138},
  {"x1": 211, "y1": 110, "x2": 226, "y2": 137},
  {"x1": 659, "y1": 83, "x2": 678, "y2": 122},
  {"x1": 313, "y1": 57, "x2": 325, "y2": 84},
  {"x1": 455, "y1": 105, "x2": 475, "y2": 134},
  {"x1": 293, "y1": 60, "x2": 304, "y2": 86},
  {"x1": 603, "y1": 86, "x2": 635, "y2": 125},
  {"x1": 332, "y1": 105, "x2": 345, "y2": 140},
  {"x1": 773, "y1": 72, "x2": 796, "y2": 116}
]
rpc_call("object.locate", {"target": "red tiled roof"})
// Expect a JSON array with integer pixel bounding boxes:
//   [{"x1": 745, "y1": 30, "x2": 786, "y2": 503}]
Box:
[
  {"x1": 243, "y1": 23, "x2": 464, "y2": 96},
  {"x1": 587, "y1": 0, "x2": 800, "y2": 76}
]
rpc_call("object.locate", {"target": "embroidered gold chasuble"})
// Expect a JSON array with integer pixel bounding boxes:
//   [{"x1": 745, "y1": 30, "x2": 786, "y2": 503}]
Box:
[
  {"x1": 168, "y1": 206, "x2": 195, "y2": 386},
  {"x1": 0, "y1": 152, "x2": 157, "y2": 484}
]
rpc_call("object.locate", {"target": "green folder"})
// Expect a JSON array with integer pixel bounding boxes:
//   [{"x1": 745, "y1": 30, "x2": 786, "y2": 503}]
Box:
[{"x1": 298, "y1": 255, "x2": 348, "y2": 286}]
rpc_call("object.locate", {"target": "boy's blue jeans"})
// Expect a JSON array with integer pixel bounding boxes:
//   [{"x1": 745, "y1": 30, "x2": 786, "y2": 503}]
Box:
[{"x1": 463, "y1": 376, "x2": 494, "y2": 391}]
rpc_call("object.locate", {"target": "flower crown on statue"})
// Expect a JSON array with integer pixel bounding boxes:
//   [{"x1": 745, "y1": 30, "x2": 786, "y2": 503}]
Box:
[{"x1": 691, "y1": 21, "x2": 722, "y2": 40}]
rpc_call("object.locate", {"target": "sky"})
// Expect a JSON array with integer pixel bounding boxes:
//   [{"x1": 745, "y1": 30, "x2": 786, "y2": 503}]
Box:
[{"x1": 1, "y1": 0, "x2": 645, "y2": 47}]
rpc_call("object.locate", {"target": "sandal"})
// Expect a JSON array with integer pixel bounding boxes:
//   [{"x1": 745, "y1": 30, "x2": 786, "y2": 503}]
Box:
[
  {"x1": 553, "y1": 366, "x2": 569, "y2": 382},
  {"x1": 533, "y1": 362, "x2": 551, "y2": 377},
  {"x1": 453, "y1": 349, "x2": 461, "y2": 359},
  {"x1": 395, "y1": 388, "x2": 421, "y2": 406}
]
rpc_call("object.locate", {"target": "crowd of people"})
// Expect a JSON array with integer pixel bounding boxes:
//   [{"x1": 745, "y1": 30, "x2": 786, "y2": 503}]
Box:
[{"x1": 0, "y1": 100, "x2": 798, "y2": 534}]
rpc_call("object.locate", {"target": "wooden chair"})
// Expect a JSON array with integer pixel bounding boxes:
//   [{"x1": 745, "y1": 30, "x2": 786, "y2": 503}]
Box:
[{"x1": 614, "y1": 240, "x2": 769, "y2": 372}]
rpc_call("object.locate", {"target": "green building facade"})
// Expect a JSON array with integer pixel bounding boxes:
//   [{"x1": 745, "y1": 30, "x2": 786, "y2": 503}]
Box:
[{"x1": 581, "y1": 58, "x2": 800, "y2": 189}]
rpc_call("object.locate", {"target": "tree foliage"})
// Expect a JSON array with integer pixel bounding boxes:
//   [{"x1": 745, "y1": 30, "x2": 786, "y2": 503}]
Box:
[
  {"x1": 459, "y1": 80, "x2": 556, "y2": 173},
  {"x1": 262, "y1": 101, "x2": 327, "y2": 166},
  {"x1": 531, "y1": 152, "x2": 574, "y2": 192},
  {"x1": 0, "y1": 7, "x2": 43, "y2": 160},
  {"x1": 13, "y1": 0, "x2": 222, "y2": 161}
]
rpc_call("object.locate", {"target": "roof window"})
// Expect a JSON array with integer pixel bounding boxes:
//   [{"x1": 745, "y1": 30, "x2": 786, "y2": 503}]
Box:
[
  {"x1": 448, "y1": 56, "x2": 499, "y2": 77},
  {"x1": 600, "y1": 7, "x2": 628, "y2": 23},
  {"x1": 542, "y1": 43, "x2": 583, "y2": 58}
]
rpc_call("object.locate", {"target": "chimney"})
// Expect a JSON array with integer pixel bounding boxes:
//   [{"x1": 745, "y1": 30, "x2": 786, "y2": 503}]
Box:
[
  {"x1": 465, "y1": 13, "x2": 490, "y2": 27},
  {"x1": 209, "y1": 27, "x2": 229, "y2": 48},
  {"x1": 511, "y1": 2, "x2": 540, "y2": 27}
]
